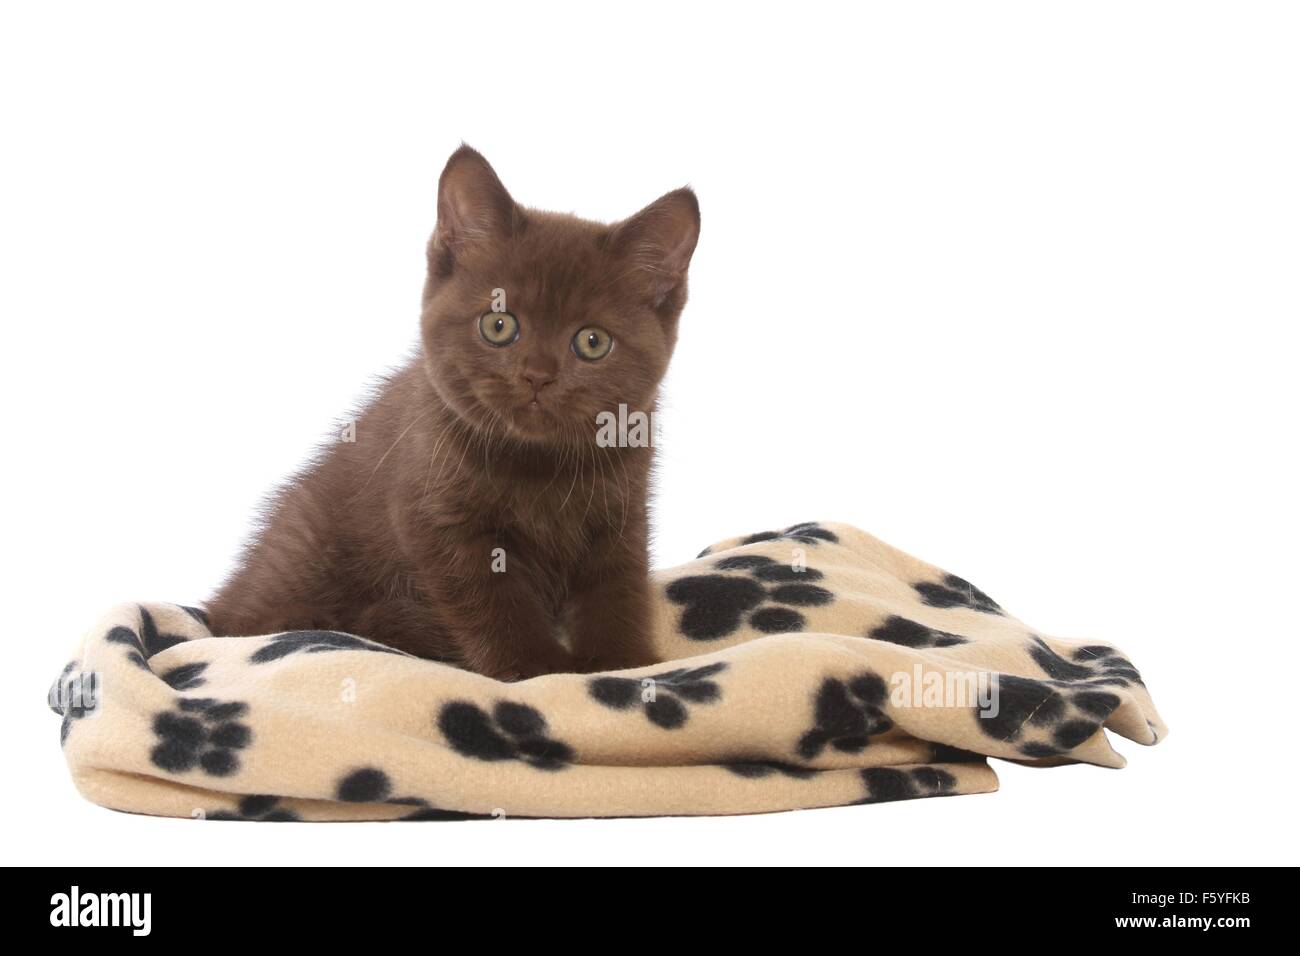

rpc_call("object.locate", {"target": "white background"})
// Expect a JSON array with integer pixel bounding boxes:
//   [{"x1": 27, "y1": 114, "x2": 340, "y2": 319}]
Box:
[{"x1": 2, "y1": 1, "x2": 1296, "y2": 866}]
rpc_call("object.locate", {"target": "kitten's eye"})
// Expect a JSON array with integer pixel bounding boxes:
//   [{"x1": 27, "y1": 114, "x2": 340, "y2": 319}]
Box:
[
  {"x1": 479, "y1": 311, "x2": 519, "y2": 347},
  {"x1": 572, "y1": 326, "x2": 613, "y2": 361}
]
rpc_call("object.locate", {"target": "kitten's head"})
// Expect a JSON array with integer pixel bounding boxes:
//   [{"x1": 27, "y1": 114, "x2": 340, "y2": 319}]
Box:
[{"x1": 420, "y1": 145, "x2": 699, "y2": 445}]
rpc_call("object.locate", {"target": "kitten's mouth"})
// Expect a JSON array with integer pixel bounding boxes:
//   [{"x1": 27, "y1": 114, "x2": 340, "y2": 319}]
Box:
[{"x1": 505, "y1": 397, "x2": 557, "y2": 436}]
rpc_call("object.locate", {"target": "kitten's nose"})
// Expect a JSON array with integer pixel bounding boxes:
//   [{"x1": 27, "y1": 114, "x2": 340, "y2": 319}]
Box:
[
  {"x1": 524, "y1": 373, "x2": 556, "y2": 397},
  {"x1": 522, "y1": 357, "x2": 558, "y2": 396}
]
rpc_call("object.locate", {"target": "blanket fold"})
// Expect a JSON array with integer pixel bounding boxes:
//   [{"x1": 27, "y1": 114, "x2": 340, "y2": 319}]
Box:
[{"x1": 49, "y1": 521, "x2": 1165, "y2": 820}]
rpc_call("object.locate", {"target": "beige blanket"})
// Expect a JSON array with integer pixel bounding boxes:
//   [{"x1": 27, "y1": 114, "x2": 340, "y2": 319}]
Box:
[{"x1": 49, "y1": 521, "x2": 1165, "y2": 820}]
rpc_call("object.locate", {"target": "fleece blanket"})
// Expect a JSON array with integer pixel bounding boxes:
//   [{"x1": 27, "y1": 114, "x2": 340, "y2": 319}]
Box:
[{"x1": 49, "y1": 521, "x2": 1166, "y2": 820}]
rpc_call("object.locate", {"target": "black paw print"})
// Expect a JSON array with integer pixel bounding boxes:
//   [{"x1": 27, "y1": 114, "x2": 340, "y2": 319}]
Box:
[
  {"x1": 48, "y1": 662, "x2": 99, "y2": 746},
  {"x1": 975, "y1": 673, "x2": 1121, "y2": 759},
  {"x1": 180, "y1": 605, "x2": 210, "y2": 627},
  {"x1": 856, "y1": 766, "x2": 958, "y2": 804},
  {"x1": 1028, "y1": 637, "x2": 1143, "y2": 687},
  {"x1": 743, "y1": 521, "x2": 839, "y2": 546},
  {"x1": 437, "y1": 701, "x2": 573, "y2": 771},
  {"x1": 797, "y1": 673, "x2": 895, "y2": 759},
  {"x1": 666, "y1": 555, "x2": 834, "y2": 640},
  {"x1": 332, "y1": 766, "x2": 486, "y2": 820},
  {"x1": 150, "y1": 697, "x2": 252, "y2": 777},
  {"x1": 867, "y1": 615, "x2": 969, "y2": 649},
  {"x1": 397, "y1": 805, "x2": 489, "y2": 821},
  {"x1": 250, "y1": 630, "x2": 408, "y2": 664},
  {"x1": 721, "y1": 759, "x2": 816, "y2": 780},
  {"x1": 914, "y1": 573, "x2": 1003, "y2": 615},
  {"x1": 696, "y1": 521, "x2": 840, "y2": 558},
  {"x1": 207, "y1": 794, "x2": 299, "y2": 822},
  {"x1": 588, "y1": 662, "x2": 726, "y2": 729},
  {"x1": 160, "y1": 662, "x2": 208, "y2": 690},
  {"x1": 930, "y1": 742, "x2": 986, "y2": 764},
  {"x1": 105, "y1": 606, "x2": 190, "y2": 671}
]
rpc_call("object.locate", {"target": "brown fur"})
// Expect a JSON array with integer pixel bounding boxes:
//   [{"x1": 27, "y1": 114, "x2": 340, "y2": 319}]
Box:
[{"x1": 206, "y1": 146, "x2": 700, "y2": 680}]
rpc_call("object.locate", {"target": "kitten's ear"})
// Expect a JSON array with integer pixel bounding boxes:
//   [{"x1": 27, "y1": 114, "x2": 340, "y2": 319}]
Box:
[
  {"x1": 610, "y1": 188, "x2": 700, "y2": 307},
  {"x1": 434, "y1": 145, "x2": 519, "y2": 251}
]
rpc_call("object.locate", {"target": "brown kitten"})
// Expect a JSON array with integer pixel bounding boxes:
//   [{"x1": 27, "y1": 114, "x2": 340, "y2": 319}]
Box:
[{"x1": 206, "y1": 146, "x2": 699, "y2": 680}]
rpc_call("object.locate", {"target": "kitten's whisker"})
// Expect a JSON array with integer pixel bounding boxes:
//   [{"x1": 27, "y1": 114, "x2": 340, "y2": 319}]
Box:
[
  {"x1": 613, "y1": 446, "x2": 633, "y2": 539},
  {"x1": 356, "y1": 408, "x2": 432, "y2": 498},
  {"x1": 580, "y1": 434, "x2": 599, "y2": 527},
  {"x1": 421, "y1": 417, "x2": 456, "y2": 504},
  {"x1": 441, "y1": 416, "x2": 475, "y2": 492},
  {"x1": 557, "y1": 431, "x2": 583, "y2": 512},
  {"x1": 594, "y1": 442, "x2": 613, "y2": 529},
  {"x1": 427, "y1": 414, "x2": 467, "y2": 491}
]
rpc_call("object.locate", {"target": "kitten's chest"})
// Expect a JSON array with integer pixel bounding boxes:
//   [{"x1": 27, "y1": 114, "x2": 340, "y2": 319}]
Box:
[
  {"x1": 499, "y1": 474, "x2": 614, "y2": 556},
  {"x1": 489, "y1": 451, "x2": 645, "y2": 557}
]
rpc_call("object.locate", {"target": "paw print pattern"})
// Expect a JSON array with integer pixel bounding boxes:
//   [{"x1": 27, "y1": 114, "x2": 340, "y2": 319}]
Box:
[
  {"x1": 856, "y1": 766, "x2": 958, "y2": 804},
  {"x1": 105, "y1": 628, "x2": 148, "y2": 669},
  {"x1": 105, "y1": 606, "x2": 190, "y2": 671},
  {"x1": 180, "y1": 605, "x2": 210, "y2": 627},
  {"x1": 333, "y1": 766, "x2": 486, "y2": 820},
  {"x1": 207, "y1": 794, "x2": 299, "y2": 822},
  {"x1": 696, "y1": 521, "x2": 839, "y2": 558},
  {"x1": 930, "y1": 742, "x2": 986, "y2": 764},
  {"x1": 397, "y1": 805, "x2": 488, "y2": 821},
  {"x1": 1029, "y1": 637, "x2": 1143, "y2": 687},
  {"x1": 721, "y1": 759, "x2": 816, "y2": 780},
  {"x1": 150, "y1": 697, "x2": 252, "y2": 778},
  {"x1": 914, "y1": 573, "x2": 1003, "y2": 615},
  {"x1": 741, "y1": 521, "x2": 839, "y2": 547},
  {"x1": 335, "y1": 767, "x2": 398, "y2": 802},
  {"x1": 975, "y1": 673, "x2": 1121, "y2": 759},
  {"x1": 588, "y1": 662, "x2": 726, "y2": 729},
  {"x1": 666, "y1": 555, "x2": 834, "y2": 640},
  {"x1": 160, "y1": 662, "x2": 208, "y2": 691},
  {"x1": 868, "y1": 615, "x2": 969, "y2": 649},
  {"x1": 797, "y1": 673, "x2": 895, "y2": 759},
  {"x1": 250, "y1": 630, "x2": 408, "y2": 664},
  {"x1": 437, "y1": 701, "x2": 573, "y2": 771}
]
